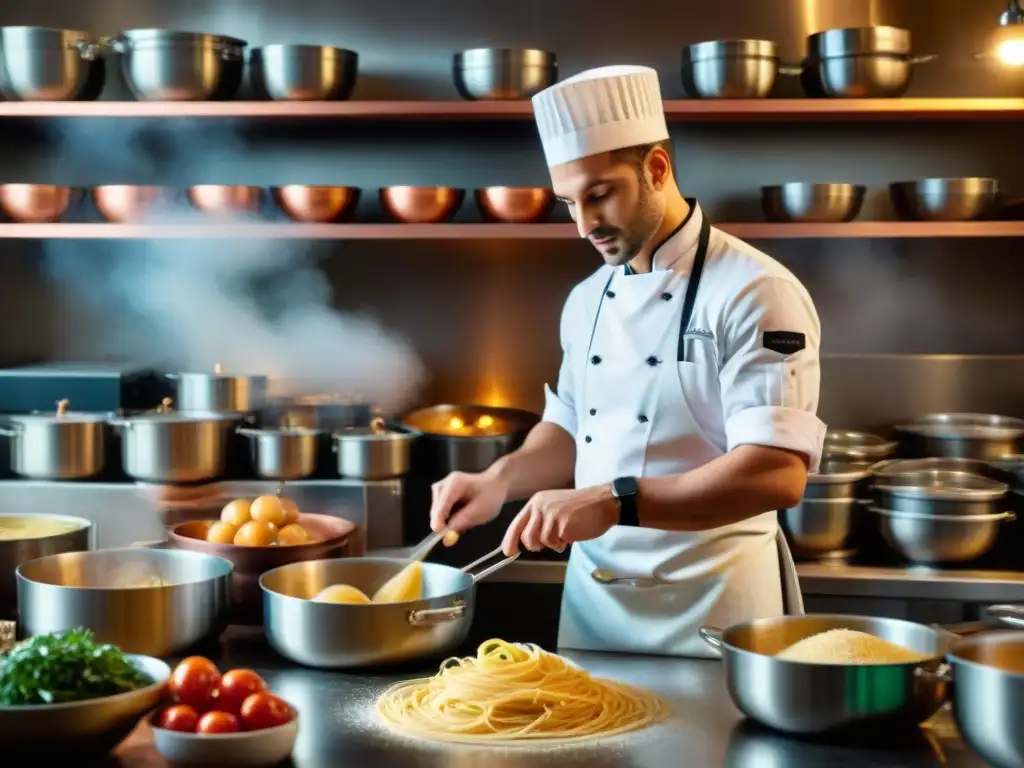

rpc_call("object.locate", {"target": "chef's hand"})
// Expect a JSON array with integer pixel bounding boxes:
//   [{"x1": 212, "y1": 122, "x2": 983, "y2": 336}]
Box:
[
  {"x1": 430, "y1": 471, "x2": 510, "y2": 535},
  {"x1": 501, "y1": 484, "x2": 619, "y2": 557}
]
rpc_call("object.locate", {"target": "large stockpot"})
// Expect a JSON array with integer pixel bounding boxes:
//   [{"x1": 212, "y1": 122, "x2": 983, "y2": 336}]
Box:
[
  {"x1": 106, "y1": 29, "x2": 246, "y2": 101},
  {"x1": 894, "y1": 413, "x2": 1024, "y2": 461},
  {"x1": 168, "y1": 370, "x2": 268, "y2": 413},
  {"x1": 0, "y1": 26, "x2": 103, "y2": 101},
  {"x1": 680, "y1": 39, "x2": 780, "y2": 99},
  {"x1": 400, "y1": 404, "x2": 539, "y2": 475},
  {"x1": 332, "y1": 424, "x2": 418, "y2": 480},
  {"x1": 238, "y1": 426, "x2": 320, "y2": 480},
  {"x1": 0, "y1": 513, "x2": 92, "y2": 616},
  {"x1": 872, "y1": 468, "x2": 1009, "y2": 516},
  {"x1": 930, "y1": 632, "x2": 1024, "y2": 768},
  {"x1": 250, "y1": 44, "x2": 358, "y2": 101},
  {"x1": 260, "y1": 550, "x2": 516, "y2": 668},
  {"x1": 16, "y1": 548, "x2": 232, "y2": 656},
  {"x1": 0, "y1": 402, "x2": 109, "y2": 480},
  {"x1": 453, "y1": 48, "x2": 556, "y2": 100},
  {"x1": 869, "y1": 506, "x2": 1014, "y2": 564},
  {"x1": 699, "y1": 614, "x2": 953, "y2": 735},
  {"x1": 109, "y1": 409, "x2": 239, "y2": 483}
]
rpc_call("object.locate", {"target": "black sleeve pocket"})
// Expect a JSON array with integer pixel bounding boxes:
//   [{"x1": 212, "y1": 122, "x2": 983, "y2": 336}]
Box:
[{"x1": 763, "y1": 331, "x2": 806, "y2": 355}]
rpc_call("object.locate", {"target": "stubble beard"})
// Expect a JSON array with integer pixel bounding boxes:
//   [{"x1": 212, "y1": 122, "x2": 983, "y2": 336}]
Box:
[{"x1": 601, "y1": 182, "x2": 662, "y2": 268}]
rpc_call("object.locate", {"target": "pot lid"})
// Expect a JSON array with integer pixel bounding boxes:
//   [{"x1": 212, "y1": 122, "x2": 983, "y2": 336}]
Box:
[
  {"x1": 9, "y1": 398, "x2": 109, "y2": 424},
  {"x1": 116, "y1": 411, "x2": 239, "y2": 424},
  {"x1": 874, "y1": 469, "x2": 1008, "y2": 501},
  {"x1": 808, "y1": 459, "x2": 873, "y2": 484},
  {"x1": 895, "y1": 413, "x2": 1024, "y2": 440}
]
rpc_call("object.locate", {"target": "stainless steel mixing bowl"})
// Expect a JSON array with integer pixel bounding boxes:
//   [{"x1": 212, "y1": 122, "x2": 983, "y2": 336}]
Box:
[
  {"x1": 779, "y1": 498, "x2": 861, "y2": 557},
  {"x1": 0, "y1": 653, "x2": 170, "y2": 757},
  {"x1": 700, "y1": 614, "x2": 953, "y2": 735},
  {"x1": 681, "y1": 39, "x2": 779, "y2": 98},
  {"x1": 890, "y1": 178, "x2": 1000, "y2": 222},
  {"x1": 0, "y1": 26, "x2": 102, "y2": 100},
  {"x1": 16, "y1": 548, "x2": 232, "y2": 656},
  {"x1": 453, "y1": 48, "x2": 556, "y2": 100},
  {"x1": 869, "y1": 506, "x2": 1015, "y2": 564},
  {"x1": 761, "y1": 182, "x2": 865, "y2": 223},
  {"x1": 250, "y1": 44, "x2": 358, "y2": 100}
]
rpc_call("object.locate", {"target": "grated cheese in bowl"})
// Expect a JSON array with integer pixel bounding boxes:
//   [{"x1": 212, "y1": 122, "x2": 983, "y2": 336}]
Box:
[{"x1": 775, "y1": 628, "x2": 930, "y2": 665}]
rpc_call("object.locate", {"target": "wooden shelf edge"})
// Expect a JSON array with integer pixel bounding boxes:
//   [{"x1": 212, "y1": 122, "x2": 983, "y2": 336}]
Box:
[
  {"x1": 0, "y1": 98, "x2": 1022, "y2": 121},
  {"x1": 0, "y1": 221, "x2": 1021, "y2": 240}
]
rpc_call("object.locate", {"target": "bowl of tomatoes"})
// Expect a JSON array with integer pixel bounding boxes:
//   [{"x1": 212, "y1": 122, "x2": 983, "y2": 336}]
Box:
[{"x1": 149, "y1": 656, "x2": 297, "y2": 766}]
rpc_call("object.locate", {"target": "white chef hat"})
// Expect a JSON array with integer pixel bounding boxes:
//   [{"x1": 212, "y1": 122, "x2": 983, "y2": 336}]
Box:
[{"x1": 531, "y1": 65, "x2": 670, "y2": 168}]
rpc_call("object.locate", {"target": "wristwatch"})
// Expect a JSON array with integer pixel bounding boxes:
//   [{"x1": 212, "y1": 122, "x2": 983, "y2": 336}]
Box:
[{"x1": 612, "y1": 476, "x2": 640, "y2": 527}]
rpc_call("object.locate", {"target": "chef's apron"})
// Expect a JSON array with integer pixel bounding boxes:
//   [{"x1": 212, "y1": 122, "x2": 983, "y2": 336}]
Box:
[{"x1": 558, "y1": 206, "x2": 804, "y2": 659}]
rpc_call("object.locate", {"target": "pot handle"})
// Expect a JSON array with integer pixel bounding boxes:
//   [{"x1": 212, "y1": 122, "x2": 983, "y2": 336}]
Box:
[
  {"x1": 460, "y1": 546, "x2": 519, "y2": 583},
  {"x1": 987, "y1": 603, "x2": 1024, "y2": 628},
  {"x1": 407, "y1": 600, "x2": 466, "y2": 627},
  {"x1": 236, "y1": 427, "x2": 260, "y2": 437},
  {"x1": 915, "y1": 661, "x2": 952, "y2": 684},
  {"x1": 98, "y1": 35, "x2": 128, "y2": 55},
  {"x1": 909, "y1": 54, "x2": 938, "y2": 66},
  {"x1": 698, "y1": 626, "x2": 724, "y2": 651},
  {"x1": 0, "y1": 425, "x2": 19, "y2": 437}
]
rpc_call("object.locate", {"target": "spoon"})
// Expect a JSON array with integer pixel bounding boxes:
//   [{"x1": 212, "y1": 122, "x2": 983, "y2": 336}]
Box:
[{"x1": 590, "y1": 567, "x2": 662, "y2": 587}]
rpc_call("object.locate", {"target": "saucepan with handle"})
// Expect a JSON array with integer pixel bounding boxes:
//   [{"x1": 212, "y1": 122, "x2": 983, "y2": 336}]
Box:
[
  {"x1": 697, "y1": 614, "x2": 955, "y2": 735},
  {"x1": 260, "y1": 546, "x2": 517, "y2": 668}
]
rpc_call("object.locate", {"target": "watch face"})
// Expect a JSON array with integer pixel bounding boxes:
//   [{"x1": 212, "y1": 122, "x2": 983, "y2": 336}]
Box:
[{"x1": 613, "y1": 476, "x2": 638, "y2": 497}]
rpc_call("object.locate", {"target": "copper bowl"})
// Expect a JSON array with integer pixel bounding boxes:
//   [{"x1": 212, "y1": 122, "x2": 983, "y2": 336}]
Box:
[
  {"x1": 168, "y1": 512, "x2": 355, "y2": 624},
  {"x1": 272, "y1": 185, "x2": 360, "y2": 223},
  {"x1": 379, "y1": 186, "x2": 464, "y2": 223},
  {"x1": 475, "y1": 186, "x2": 555, "y2": 223},
  {"x1": 93, "y1": 185, "x2": 167, "y2": 222},
  {"x1": 187, "y1": 185, "x2": 264, "y2": 215},
  {"x1": 0, "y1": 184, "x2": 75, "y2": 223}
]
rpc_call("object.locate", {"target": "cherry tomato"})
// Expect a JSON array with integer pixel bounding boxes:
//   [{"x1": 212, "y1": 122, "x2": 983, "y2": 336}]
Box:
[
  {"x1": 157, "y1": 704, "x2": 199, "y2": 733},
  {"x1": 169, "y1": 656, "x2": 221, "y2": 710},
  {"x1": 239, "y1": 692, "x2": 292, "y2": 731},
  {"x1": 196, "y1": 710, "x2": 240, "y2": 734},
  {"x1": 216, "y1": 669, "x2": 266, "y2": 714}
]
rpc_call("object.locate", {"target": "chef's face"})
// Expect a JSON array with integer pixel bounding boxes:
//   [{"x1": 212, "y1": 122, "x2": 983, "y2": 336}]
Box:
[{"x1": 551, "y1": 146, "x2": 669, "y2": 265}]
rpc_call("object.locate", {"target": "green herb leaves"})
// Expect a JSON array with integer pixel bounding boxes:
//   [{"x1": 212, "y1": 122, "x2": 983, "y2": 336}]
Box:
[{"x1": 0, "y1": 627, "x2": 153, "y2": 706}]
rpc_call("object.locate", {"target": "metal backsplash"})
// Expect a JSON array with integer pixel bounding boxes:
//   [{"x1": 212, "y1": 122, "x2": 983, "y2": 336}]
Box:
[{"x1": 0, "y1": 0, "x2": 1021, "y2": 426}]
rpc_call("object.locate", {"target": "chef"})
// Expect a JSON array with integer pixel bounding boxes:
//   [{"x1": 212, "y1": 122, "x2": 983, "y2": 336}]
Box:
[{"x1": 429, "y1": 64, "x2": 827, "y2": 658}]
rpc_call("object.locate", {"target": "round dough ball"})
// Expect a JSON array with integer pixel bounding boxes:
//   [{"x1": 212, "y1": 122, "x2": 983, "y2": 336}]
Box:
[
  {"x1": 221, "y1": 499, "x2": 252, "y2": 527},
  {"x1": 233, "y1": 520, "x2": 276, "y2": 547},
  {"x1": 312, "y1": 584, "x2": 371, "y2": 604},
  {"x1": 276, "y1": 523, "x2": 310, "y2": 546},
  {"x1": 206, "y1": 521, "x2": 238, "y2": 545},
  {"x1": 279, "y1": 497, "x2": 301, "y2": 526},
  {"x1": 250, "y1": 495, "x2": 285, "y2": 527}
]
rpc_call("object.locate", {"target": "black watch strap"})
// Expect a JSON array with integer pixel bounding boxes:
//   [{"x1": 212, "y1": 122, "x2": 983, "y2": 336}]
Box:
[{"x1": 612, "y1": 476, "x2": 640, "y2": 527}]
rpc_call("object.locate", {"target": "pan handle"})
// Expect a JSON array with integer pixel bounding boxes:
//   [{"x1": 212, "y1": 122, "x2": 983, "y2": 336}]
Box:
[
  {"x1": 408, "y1": 601, "x2": 466, "y2": 627},
  {"x1": 987, "y1": 604, "x2": 1024, "y2": 628},
  {"x1": 698, "y1": 626, "x2": 724, "y2": 651},
  {"x1": 460, "y1": 546, "x2": 519, "y2": 583}
]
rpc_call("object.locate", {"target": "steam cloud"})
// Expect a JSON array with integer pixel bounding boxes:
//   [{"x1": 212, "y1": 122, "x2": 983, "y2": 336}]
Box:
[{"x1": 39, "y1": 119, "x2": 427, "y2": 413}]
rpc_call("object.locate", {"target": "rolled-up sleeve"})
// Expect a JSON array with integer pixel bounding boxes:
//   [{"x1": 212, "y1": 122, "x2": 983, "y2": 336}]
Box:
[
  {"x1": 541, "y1": 297, "x2": 578, "y2": 438},
  {"x1": 719, "y1": 275, "x2": 827, "y2": 472}
]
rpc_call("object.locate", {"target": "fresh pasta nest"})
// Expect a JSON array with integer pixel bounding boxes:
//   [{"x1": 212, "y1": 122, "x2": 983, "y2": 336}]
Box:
[{"x1": 375, "y1": 639, "x2": 669, "y2": 744}]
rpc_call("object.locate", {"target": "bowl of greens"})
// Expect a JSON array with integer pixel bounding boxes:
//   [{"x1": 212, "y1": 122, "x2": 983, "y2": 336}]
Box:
[{"x1": 0, "y1": 627, "x2": 170, "y2": 756}]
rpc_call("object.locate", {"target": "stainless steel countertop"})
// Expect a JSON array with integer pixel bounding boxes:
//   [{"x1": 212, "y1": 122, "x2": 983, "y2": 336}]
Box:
[{"x1": 115, "y1": 628, "x2": 986, "y2": 767}]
